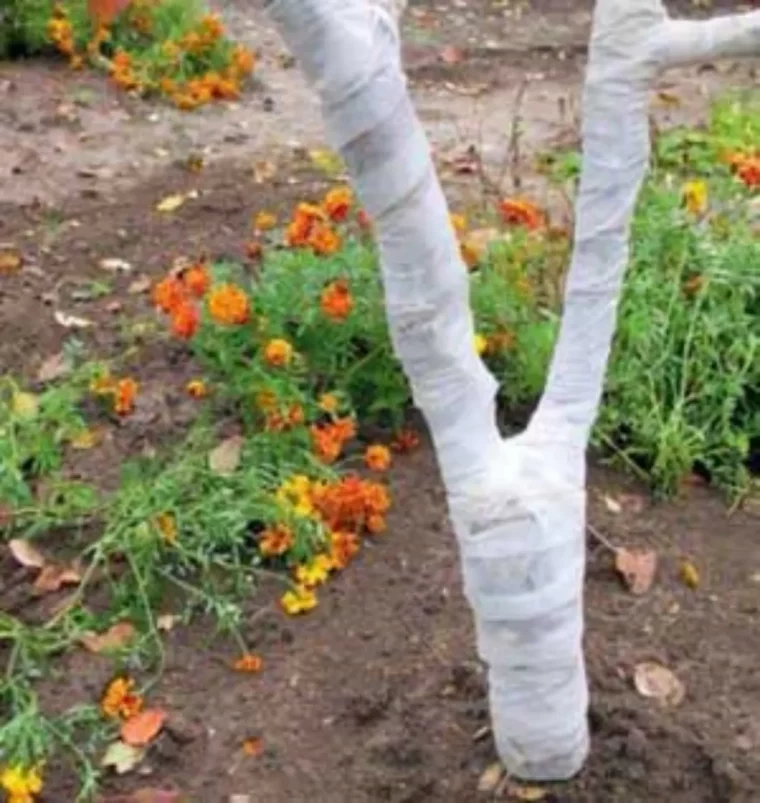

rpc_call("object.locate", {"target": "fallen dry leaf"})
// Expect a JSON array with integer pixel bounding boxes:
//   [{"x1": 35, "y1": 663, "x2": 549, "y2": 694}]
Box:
[
  {"x1": 69, "y1": 428, "x2": 101, "y2": 450},
  {"x1": 439, "y1": 44, "x2": 465, "y2": 65},
  {"x1": 617, "y1": 493, "x2": 646, "y2": 514},
  {"x1": 156, "y1": 614, "x2": 177, "y2": 632},
  {"x1": 101, "y1": 740, "x2": 146, "y2": 775},
  {"x1": 679, "y1": 559, "x2": 700, "y2": 590},
  {"x1": 102, "y1": 788, "x2": 183, "y2": 803},
  {"x1": 156, "y1": 193, "x2": 187, "y2": 213},
  {"x1": 634, "y1": 661, "x2": 685, "y2": 706},
  {"x1": 0, "y1": 247, "x2": 22, "y2": 275},
  {"x1": 128, "y1": 275, "x2": 152, "y2": 295},
  {"x1": 615, "y1": 548, "x2": 657, "y2": 595},
  {"x1": 8, "y1": 538, "x2": 47, "y2": 569},
  {"x1": 477, "y1": 762, "x2": 504, "y2": 793},
  {"x1": 209, "y1": 435, "x2": 243, "y2": 476},
  {"x1": 253, "y1": 160, "x2": 278, "y2": 183},
  {"x1": 100, "y1": 257, "x2": 133, "y2": 274},
  {"x1": 242, "y1": 737, "x2": 264, "y2": 757},
  {"x1": 121, "y1": 708, "x2": 167, "y2": 747},
  {"x1": 33, "y1": 564, "x2": 82, "y2": 594},
  {"x1": 11, "y1": 391, "x2": 39, "y2": 419},
  {"x1": 80, "y1": 621, "x2": 137, "y2": 653},
  {"x1": 507, "y1": 784, "x2": 548, "y2": 801},
  {"x1": 603, "y1": 494, "x2": 622, "y2": 514},
  {"x1": 37, "y1": 352, "x2": 72, "y2": 383},
  {"x1": 54, "y1": 310, "x2": 94, "y2": 329}
]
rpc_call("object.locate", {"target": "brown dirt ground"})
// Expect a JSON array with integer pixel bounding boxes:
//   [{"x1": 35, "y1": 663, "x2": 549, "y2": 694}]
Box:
[{"x1": 1, "y1": 1, "x2": 759, "y2": 801}]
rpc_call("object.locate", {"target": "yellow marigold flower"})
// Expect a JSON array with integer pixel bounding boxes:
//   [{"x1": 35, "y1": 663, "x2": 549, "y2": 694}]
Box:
[
  {"x1": 208, "y1": 283, "x2": 250, "y2": 326},
  {"x1": 186, "y1": 379, "x2": 208, "y2": 399},
  {"x1": 473, "y1": 333, "x2": 488, "y2": 356},
  {"x1": 294, "y1": 554, "x2": 332, "y2": 588},
  {"x1": 682, "y1": 179, "x2": 708, "y2": 215},
  {"x1": 1, "y1": 764, "x2": 43, "y2": 803},
  {"x1": 276, "y1": 475, "x2": 314, "y2": 518},
  {"x1": 253, "y1": 211, "x2": 277, "y2": 231},
  {"x1": 365, "y1": 444, "x2": 392, "y2": 472},
  {"x1": 259, "y1": 524, "x2": 295, "y2": 557},
  {"x1": 322, "y1": 187, "x2": 353, "y2": 222},
  {"x1": 328, "y1": 531, "x2": 360, "y2": 570},
  {"x1": 155, "y1": 513, "x2": 177, "y2": 545},
  {"x1": 450, "y1": 213, "x2": 468, "y2": 238},
  {"x1": 101, "y1": 676, "x2": 143, "y2": 720},
  {"x1": 281, "y1": 584, "x2": 318, "y2": 616},
  {"x1": 308, "y1": 223, "x2": 342, "y2": 256},
  {"x1": 319, "y1": 392, "x2": 340, "y2": 414},
  {"x1": 263, "y1": 338, "x2": 294, "y2": 368}
]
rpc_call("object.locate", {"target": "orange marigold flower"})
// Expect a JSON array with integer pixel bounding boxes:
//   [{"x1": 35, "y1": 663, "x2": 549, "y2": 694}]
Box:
[
  {"x1": 253, "y1": 211, "x2": 277, "y2": 231},
  {"x1": 114, "y1": 378, "x2": 138, "y2": 417},
  {"x1": 322, "y1": 187, "x2": 353, "y2": 222},
  {"x1": 320, "y1": 279, "x2": 353, "y2": 321},
  {"x1": 737, "y1": 156, "x2": 760, "y2": 188},
  {"x1": 101, "y1": 676, "x2": 143, "y2": 720},
  {"x1": 333, "y1": 416, "x2": 357, "y2": 442},
  {"x1": 328, "y1": 531, "x2": 360, "y2": 570},
  {"x1": 310, "y1": 425, "x2": 342, "y2": 464},
  {"x1": 233, "y1": 653, "x2": 263, "y2": 673},
  {"x1": 460, "y1": 241, "x2": 480, "y2": 270},
  {"x1": 256, "y1": 389, "x2": 277, "y2": 412},
  {"x1": 450, "y1": 213, "x2": 468, "y2": 238},
  {"x1": 281, "y1": 584, "x2": 318, "y2": 616},
  {"x1": 287, "y1": 403, "x2": 305, "y2": 426},
  {"x1": 170, "y1": 302, "x2": 200, "y2": 340},
  {"x1": 200, "y1": 13, "x2": 225, "y2": 40},
  {"x1": 308, "y1": 223, "x2": 342, "y2": 256},
  {"x1": 285, "y1": 203, "x2": 326, "y2": 247},
  {"x1": 152, "y1": 275, "x2": 187, "y2": 314},
  {"x1": 487, "y1": 330, "x2": 516, "y2": 352},
  {"x1": 259, "y1": 524, "x2": 294, "y2": 557},
  {"x1": 186, "y1": 379, "x2": 208, "y2": 398},
  {"x1": 183, "y1": 263, "x2": 210, "y2": 297},
  {"x1": 365, "y1": 444, "x2": 392, "y2": 472},
  {"x1": 208, "y1": 283, "x2": 250, "y2": 325},
  {"x1": 356, "y1": 208, "x2": 372, "y2": 231},
  {"x1": 499, "y1": 198, "x2": 545, "y2": 230},
  {"x1": 391, "y1": 428, "x2": 420, "y2": 454},
  {"x1": 366, "y1": 513, "x2": 387, "y2": 535},
  {"x1": 246, "y1": 240, "x2": 264, "y2": 261},
  {"x1": 263, "y1": 338, "x2": 294, "y2": 367},
  {"x1": 230, "y1": 45, "x2": 256, "y2": 77}
]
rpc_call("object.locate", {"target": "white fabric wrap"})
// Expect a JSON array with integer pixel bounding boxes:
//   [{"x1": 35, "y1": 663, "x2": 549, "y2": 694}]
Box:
[{"x1": 265, "y1": 0, "x2": 759, "y2": 781}]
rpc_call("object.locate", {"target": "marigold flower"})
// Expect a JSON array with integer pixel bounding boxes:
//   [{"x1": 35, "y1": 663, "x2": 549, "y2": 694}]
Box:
[
  {"x1": 276, "y1": 475, "x2": 314, "y2": 517},
  {"x1": 308, "y1": 223, "x2": 342, "y2": 256},
  {"x1": 460, "y1": 241, "x2": 480, "y2": 270},
  {"x1": 320, "y1": 279, "x2": 353, "y2": 321},
  {"x1": 233, "y1": 653, "x2": 263, "y2": 673},
  {"x1": 737, "y1": 155, "x2": 760, "y2": 188},
  {"x1": 246, "y1": 240, "x2": 264, "y2": 260},
  {"x1": 253, "y1": 211, "x2": 277, "y2": 231},
  {"x1": 200, "y1": 13, "x2": 225, "y2": 40},
  {"x1": 356, "y1": 208, "x2": 372, "y2": 230},
  {"x1": 186, "y1": 379, "x2": 208, "y2": 398},
  {"x1": 473, "y1": 333, "x2": 488, "y2": 356},
  {"x1": 281, "y1": 584, "x2": 318, "y2": 616},
  {"x1": 294, "y1": 554, "x2": 332, "y2": 588},
  {"x1": 285, "y1": 203, "x2": 326, "y2": 247},
  {"x1": 319, "y1": 393, "x2": 340, "y2": 414},
  {"x1": 263, "y1": 338, "x2": 294, "y2": 367},
  {"x1": 114, "y1": 378, "x2": 138, "y2": 417},
  {"x1": 487, "y1": 330, "x2": 516, "y2": 352},
  {"x1": 499, "y1": 198, "x2": 545, "y2": 230},
  {"x1": 1, "y1": 764, "x2": 43, "y2": 803},
  {"x1": 450, "y1": 213, "x2": 468, "y2": 238},
  {"x1": 256, "y1": 389, "x2": 277, "y2": 412},
  {"x1": 183, "y1": 263, "x2": 210, "y2": 297},
  {"x1": 287, "y1": 403, "x2": 305, "y2": 426},
  {"x1": 391, "y1": 428, "x2": 420, "y2": 454},
  {"x1": 101, "y1": 676, "x2": 143, "y2": 720},
  {"x1": 366, "y1": 513, "x2": 387, "y2": 535},
  {"x1": 155, "y1": 513, "x2": 177, "y2": 545},
  {"x1": 230, "y1": 45, "x2": 256, "y2": 77},
  {"x1": 259, "y1": 524, "x2": 295, "y2": 557},
  {"x1": 170, "y1": 302, "x2": 200, "y2": 340},
  {"x1": 208, "y1": 283, "x2": 250, "y2": 325},
  {"x1": 310, "y1": 417, "x2": 356, "y2": 464},
  {"x1": 152, "y1": 275, "x2": 187, "y2": 314},
  {"x1": 328, "y1": 531, "x2": 360, "y2": 570},
  {"x1": 322, "y1": 187, "x2": 353, "y2": 222},
  {"x1": 682, "y1": 180, "x2": 708, "y2": 215},
  {"x1": 365, "y1": 444, "x2": 392, "y2": 472}
]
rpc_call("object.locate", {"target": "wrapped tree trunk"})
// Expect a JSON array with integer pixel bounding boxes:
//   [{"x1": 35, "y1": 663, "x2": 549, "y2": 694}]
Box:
[{"x1": 265, "y1": 0, "x2": 759, "y2": 781}]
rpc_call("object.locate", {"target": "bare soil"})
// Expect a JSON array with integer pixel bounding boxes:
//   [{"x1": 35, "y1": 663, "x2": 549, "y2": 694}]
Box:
[{"x1": 1, "y1": 0, "x2": 759, "y2": 801}]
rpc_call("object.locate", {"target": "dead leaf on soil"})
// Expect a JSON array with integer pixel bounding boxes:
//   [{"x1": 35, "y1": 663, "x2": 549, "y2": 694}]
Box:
[
  {"x1": 80, "y1": 621, "x2": 137, "y2": 653},
  {"x1": 615, "y1": 548, "x2": 657, "y2": 595},
  {"x1": 33, "y1": 563, "x2": 82, "y2": 594},
  {"x1": 37, "y1": 352, "x2": 72, "y2": 383},
  {"x1": 156, "y1": 614, "x2": 177, "y2": 632},
  {"x1": 439, "y1": 45, "x2": 465, "y2": 65},
  {"x1": 209, "y1": 435, "x2": 243, "y2": 476},
  {"x1": 54, "y1": 310, "x2": 94, "y2": 329},
  {"x1": 8, "y1": 538, "x2": 47, "y2": 569},
  {"x1": 634, "y1": 661, "x2": 685, "y2": 706},
  {"x1": 679, "y1": 559, "x2": 700, "y2": 590},
  {"x1": 100, "y1": 257, "x2": 133, "y2": 274},
  {"x1": 121, "y1": 708, "x2": 167, "y2": 746},
  {"x1": 253, "y1": 159, "x2": 278, "y2": 183},
  {"x1": 477, "y1": 761, "x2": 504, "y2": 793},
  {"x1": 0, "y1": 247, "x2": 22, "y2": 275},
  {"x1": 101, "y1": 740, "x2": 146, "y2": 775},
  {"x1": 128, "y1": 275, "x2": 152, "y2": 295},
  {"x1": 603, "y1": 494, "x2": 622, "y2": 514},
  {"x1": 156, "y1": 193, "x2": 187, "y2": 213},
  {"x1": 69, "y1": 428, "x2": 102, "y2": 450},
  {"x1": 242, "y1": 736, "x2": 264, "y2": 757},
  {"x1": 506, "y1": 784, "x2": 548, "y2": 801},
  {"x1": 102, "y1": 788, "x2": 184, "y2": 803},
  {"x1": 11, "y1": 391, "x2": 39, "y2": 419}
]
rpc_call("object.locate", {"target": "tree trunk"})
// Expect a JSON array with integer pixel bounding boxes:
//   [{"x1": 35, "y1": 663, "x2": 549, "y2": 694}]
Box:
[{"x1": 264, "y1": 0, "x2": 759, "y2": 781}]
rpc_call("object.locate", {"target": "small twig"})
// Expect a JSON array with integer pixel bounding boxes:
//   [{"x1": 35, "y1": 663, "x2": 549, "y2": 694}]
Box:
[{"x1": 587, "y1": 523, "x2": 619, "y2": 553}]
